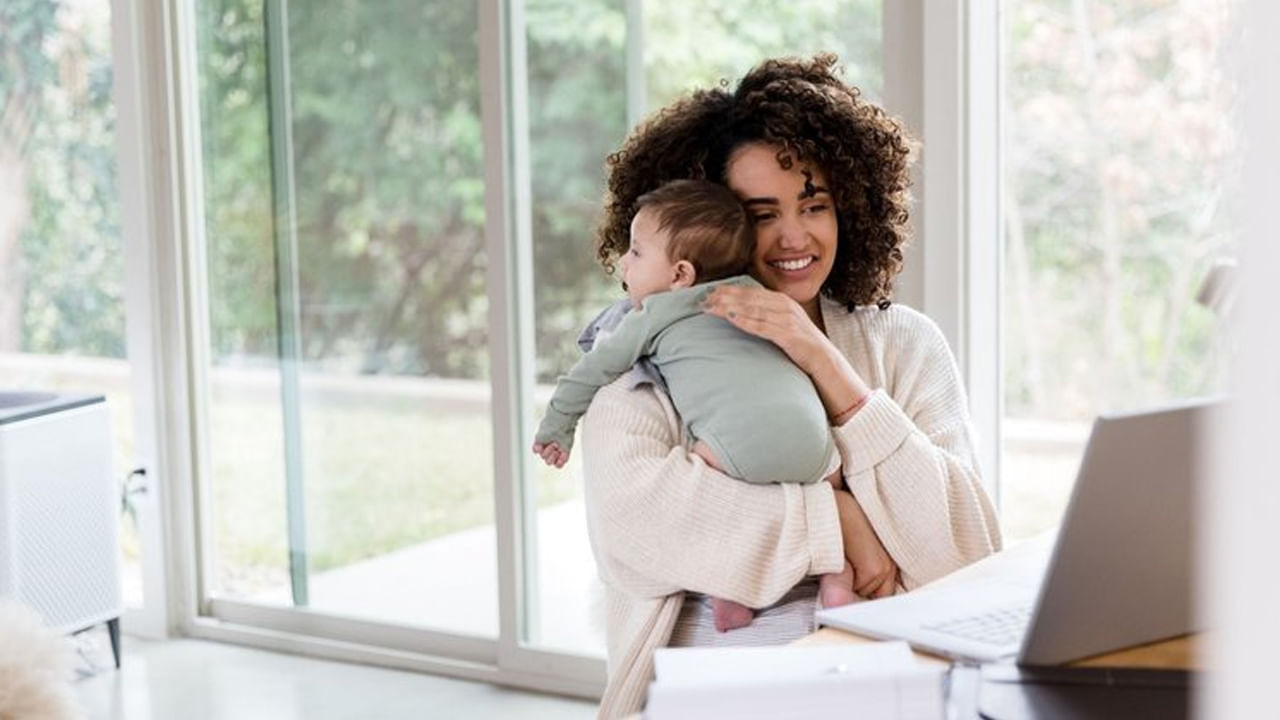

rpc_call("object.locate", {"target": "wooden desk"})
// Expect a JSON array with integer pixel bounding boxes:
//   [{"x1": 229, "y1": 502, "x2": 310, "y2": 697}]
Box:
[
  {"x1": 794, "y1": 616, "x2": 1196, "y2": 719},
  {"x1": 797, "y1": 531, "x2": 1199, "y2": 670},
  {"x1": 795, "y1": 626, "x2": 1199, "y2": 671}
]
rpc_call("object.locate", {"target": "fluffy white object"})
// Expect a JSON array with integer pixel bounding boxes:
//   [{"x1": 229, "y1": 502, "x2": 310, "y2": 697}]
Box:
[{"x1": 0, "y1": 600, "x2": 82, "y2": 720}]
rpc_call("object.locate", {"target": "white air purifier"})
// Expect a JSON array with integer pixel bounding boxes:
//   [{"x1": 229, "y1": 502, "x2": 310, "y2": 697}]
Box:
[{"x1": 0, "y1": 391, "x2": 123, "y2": 665}]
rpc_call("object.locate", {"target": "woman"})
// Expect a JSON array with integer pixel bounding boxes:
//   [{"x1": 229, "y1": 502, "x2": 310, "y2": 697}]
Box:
[{"x1": 580, "y1": 54, "x2": 1002, "y2": 717}]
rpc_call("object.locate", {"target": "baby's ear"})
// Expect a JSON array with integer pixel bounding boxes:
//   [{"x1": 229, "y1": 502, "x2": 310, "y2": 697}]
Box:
[{"x1": 672, "y1": 260, "x2": 697, "y2": 288}]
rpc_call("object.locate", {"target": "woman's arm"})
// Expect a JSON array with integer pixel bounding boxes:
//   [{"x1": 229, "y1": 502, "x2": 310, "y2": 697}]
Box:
[
  {"x1": 702, "y1": 287, "x2": 1001, "y2": 589},
  {"x1": 829, "y1": 315, "x2": 1002, "y2": 589},
  {"x1": 580, "y1": 379, "x2": 845, "y2": 606}
]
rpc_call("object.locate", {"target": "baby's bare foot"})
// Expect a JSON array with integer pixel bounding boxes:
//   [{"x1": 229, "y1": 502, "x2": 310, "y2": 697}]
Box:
[
  {"x1": 709, "y1": 597, "x2": 755, "y2": 632},
  {"x1": 818, "y1": 561, "x2": 858, "y2": 609}
]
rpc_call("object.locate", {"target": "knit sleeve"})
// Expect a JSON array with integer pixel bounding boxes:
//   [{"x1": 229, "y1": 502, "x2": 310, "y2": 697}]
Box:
[
  {"x1": 830, "y1": 311, "x2": 1003, "y2": 589},
  {"x1": 580, "y1": 379, "x2": 845, "y2": 607}
]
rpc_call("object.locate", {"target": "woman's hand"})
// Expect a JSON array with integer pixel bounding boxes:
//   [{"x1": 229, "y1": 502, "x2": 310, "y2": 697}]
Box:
[
  {"x1": 833, "y1": 490, "x2": 899, "y2": 598},
  {"x1": 703, "y1": 284, "x2": 873, "y2": 420},
  {"x1": 701, "y1": 284, "x2": 829, "y2": 374}
]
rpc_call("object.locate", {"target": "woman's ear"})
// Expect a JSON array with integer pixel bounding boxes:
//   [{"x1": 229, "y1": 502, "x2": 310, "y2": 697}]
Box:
[{"x1": 672, "y1": 260, "x2": 697, "y2": 289}]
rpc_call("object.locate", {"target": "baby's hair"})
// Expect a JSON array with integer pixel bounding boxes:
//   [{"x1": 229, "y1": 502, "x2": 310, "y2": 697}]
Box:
[{"x1": 634, "y1": 179, "x2": 754, "y2": 283}]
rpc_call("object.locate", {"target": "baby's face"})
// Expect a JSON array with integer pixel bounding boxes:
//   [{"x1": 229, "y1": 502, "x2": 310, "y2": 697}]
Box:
[{"x1": 620, "y1": 208, "x2": 679, "y2": 309}]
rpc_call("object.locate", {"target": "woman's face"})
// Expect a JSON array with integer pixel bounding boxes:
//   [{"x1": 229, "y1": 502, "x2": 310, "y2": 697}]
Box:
[{"x1": 725, "y1": 143, "x2": 838, "y2": 313}]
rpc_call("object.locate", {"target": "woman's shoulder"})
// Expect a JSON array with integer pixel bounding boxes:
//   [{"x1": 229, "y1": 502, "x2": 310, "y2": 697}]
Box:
[{"x1": 821, "y1": 296, "x2": 951, "y2": 354}]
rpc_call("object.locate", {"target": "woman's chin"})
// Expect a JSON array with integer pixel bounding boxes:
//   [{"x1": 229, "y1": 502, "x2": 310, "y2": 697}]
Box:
[{"x1": 760, "y1": 268, "x2": 824, "y2": 305}]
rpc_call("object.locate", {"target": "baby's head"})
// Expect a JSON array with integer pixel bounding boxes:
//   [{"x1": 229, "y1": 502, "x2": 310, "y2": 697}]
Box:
[{"x1": 620, "y1": 179, "x2": 754, "y2": 309}]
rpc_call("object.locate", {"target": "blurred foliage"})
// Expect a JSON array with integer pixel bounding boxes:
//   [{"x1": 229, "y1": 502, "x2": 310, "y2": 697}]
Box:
[
  {"x1": 642, "y1": 0, "x2": 881, "y2": 106},
  {"x1": 4, "y1": 0, "x2": 879, "y2": 382},
  {"x1": 3, "y1": 0, "x2": 122, "y2": 357},
  {"x1": 1002, "y1": 0, "x2": 1237, "y2": 419},
  {"x1": 4, "y1": 0, "x2": 1238, "y2": 417},
  {"x1": 192, "y1": 0, "x2": 880, "y2": 381}
]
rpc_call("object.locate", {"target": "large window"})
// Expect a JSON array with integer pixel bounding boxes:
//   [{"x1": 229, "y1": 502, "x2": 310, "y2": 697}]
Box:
[
  {"x1": 999, "y1": 0, "x2": 1237, "y2": 540},
  {"x1": 196, "y1": 0, "x2": 498, "y2": 638},
  {"x1": 187, "y1": 0, "x2": 883, "y2": 682}
]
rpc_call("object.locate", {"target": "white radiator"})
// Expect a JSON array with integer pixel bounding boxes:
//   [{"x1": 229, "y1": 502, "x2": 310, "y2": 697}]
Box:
[{"x1": 0, "y1": 393, "x2": 122, "y2": 635}]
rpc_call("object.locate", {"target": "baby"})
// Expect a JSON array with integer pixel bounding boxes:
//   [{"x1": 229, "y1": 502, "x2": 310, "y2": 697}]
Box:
[{"x1": 533, "y1": 179, "x2": 858, "y2": 631}]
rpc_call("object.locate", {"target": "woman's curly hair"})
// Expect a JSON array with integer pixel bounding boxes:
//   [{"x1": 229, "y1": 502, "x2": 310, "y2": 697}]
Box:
[{"x1": 598, "y1": 53, "x2": 915, "y2": 309}]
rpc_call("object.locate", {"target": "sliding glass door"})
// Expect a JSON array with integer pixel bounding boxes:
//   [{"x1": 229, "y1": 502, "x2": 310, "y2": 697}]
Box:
[{"x1": 194, "y1": 0, "x2": 498, "y2": 639}]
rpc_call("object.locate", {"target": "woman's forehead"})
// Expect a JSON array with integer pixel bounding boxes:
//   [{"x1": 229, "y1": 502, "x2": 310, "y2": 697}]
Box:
[{"x1": 728, "y1": 146, "x2": 830, "y2": 198}]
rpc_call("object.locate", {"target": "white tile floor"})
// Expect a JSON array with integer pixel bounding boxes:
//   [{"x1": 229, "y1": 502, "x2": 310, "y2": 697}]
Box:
[{"x1": 75, "y1": 637, "x2": 597, "y2": 720}]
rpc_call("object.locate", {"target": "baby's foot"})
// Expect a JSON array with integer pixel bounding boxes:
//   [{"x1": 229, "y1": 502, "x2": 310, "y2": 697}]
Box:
[
  {"x1": 709, "y1": 597, "x2": 755, "y2": 632},
  {"x1": 818, "y1": 561, "x2": 858, "y2": 609}
]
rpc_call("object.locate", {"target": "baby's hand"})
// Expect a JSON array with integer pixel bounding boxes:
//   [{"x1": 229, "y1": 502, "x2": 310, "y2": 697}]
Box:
[{"x1": 532, "y1": 441, "x2": 570, "y2": 468}]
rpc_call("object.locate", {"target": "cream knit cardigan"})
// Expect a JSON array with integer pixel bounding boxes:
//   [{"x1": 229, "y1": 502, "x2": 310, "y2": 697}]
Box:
[{"x1": 580, "y1": 298, "x2": 1003, "y2": 718}]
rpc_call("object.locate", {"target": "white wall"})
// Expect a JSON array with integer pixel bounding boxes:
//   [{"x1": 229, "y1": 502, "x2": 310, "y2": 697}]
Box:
[{"x1": 1199, "y1": 1, "x2": 1280, "y2": 716}]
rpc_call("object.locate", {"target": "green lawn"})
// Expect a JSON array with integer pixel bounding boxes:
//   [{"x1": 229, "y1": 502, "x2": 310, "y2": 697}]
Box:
[
  {"x1": 205, "y1": 383, "x2": 581, "y2": 595},
  {"x1": 158, "y1": 386, "x2": 1081, "y2": 595}
]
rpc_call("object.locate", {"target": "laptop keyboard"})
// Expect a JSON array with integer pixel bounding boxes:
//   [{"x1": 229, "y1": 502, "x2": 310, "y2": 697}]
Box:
[{"x1": 923, "y1": 605, "x2": 1031, "y2": 647}]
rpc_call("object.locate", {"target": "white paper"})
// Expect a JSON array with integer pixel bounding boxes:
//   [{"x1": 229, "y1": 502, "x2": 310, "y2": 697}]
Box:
[
  {"x1": 647, "y1": 642, "x2": 946, "y2": 720},
  {"x1": 653, "y1": 641, "x2": 918, "y2": 687}
]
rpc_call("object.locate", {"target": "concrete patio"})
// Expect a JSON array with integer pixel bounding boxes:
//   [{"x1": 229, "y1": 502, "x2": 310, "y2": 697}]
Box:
[{"x1": 251, "y1": 500, "x2": 606, "y2": 657}]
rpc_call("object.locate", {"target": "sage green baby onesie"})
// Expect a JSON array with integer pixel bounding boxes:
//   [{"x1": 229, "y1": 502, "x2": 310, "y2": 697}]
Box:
[{"x1": 535, "y1": 275, "x2": 837, "y2": 485}]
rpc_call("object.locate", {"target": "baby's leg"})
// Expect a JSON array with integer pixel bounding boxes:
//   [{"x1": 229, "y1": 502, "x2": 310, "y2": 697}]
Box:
[
  {"x1": 691, "y1": 440, "x2": 729, "y2": 474},
  {"x1": 692, "y1": 440, "x2": 755, "y2": 631},
  {"x1": 817, "y1": 463, "x2": 858, "y2": 607},
  {"x1": 709, "y1": 597, "x2": 756, "y2": 633},
  {"x1": 818, "y1": 561, "x2": 857, "y2": 609}
]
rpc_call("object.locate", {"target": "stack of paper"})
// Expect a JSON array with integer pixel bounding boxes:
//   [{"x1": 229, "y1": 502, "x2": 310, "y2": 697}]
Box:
[{"x1": 646, "y1": 641, "x2": 945, "y2": 719}]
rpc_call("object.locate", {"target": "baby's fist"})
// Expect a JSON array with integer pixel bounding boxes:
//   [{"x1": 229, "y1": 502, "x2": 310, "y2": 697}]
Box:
[{"x1": 532, "y1": 441, "x2": 570, "y2": 468}]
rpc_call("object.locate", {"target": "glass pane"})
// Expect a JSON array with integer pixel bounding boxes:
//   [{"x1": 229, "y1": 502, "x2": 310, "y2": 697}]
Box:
[
  {"x1": 523, "y1": 0, "x2": 627, "y2": 656},
  {"x1": 643, "y1": 0, "x2": 883, "y2": 107},
  {"x1": 196, "y1": 0, "x2": 496, "y2": 637},
  {"x1": 0, "y1": 1, "x2": 144, "y2": 607},
  {"x1": 1000, "y1": 0, "x2": 1238, "y2": 541},
  {"x1": 524, "y1": 0, "x2": 883, "y2": 656},
  {"x1": 195, "y1": 0, "x2": 290, "y2": 604}
]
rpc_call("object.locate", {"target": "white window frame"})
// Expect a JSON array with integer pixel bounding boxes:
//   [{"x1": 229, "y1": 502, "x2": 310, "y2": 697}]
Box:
[
  {"x1": 111, "y1": 0, "x2": 198, "y2": 639},
  {"x1": 883, "y1": 0, "x2": 1002, "y2": 500}
]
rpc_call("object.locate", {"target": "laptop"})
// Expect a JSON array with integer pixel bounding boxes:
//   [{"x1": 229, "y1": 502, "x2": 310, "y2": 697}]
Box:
[{"x1": 816, "y1": 398, "x2": 1213, "y2": 666}]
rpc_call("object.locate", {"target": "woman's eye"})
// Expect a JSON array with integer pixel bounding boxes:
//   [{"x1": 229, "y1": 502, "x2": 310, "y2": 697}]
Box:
[
  {"x1": 630, "y1": 248, "x2": 639, "y2": 256},
  {"x1": 751, "y1": 213, "x2": 777, "y2": 223},
  {"x1": 804, "y1": 204, "x2": 829, "y2": 214}
]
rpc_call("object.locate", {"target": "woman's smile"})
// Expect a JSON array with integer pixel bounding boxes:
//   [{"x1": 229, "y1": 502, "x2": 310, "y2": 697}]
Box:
[{"x1": 767, "y1": 255, "x2": 818, "y2": 273}]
